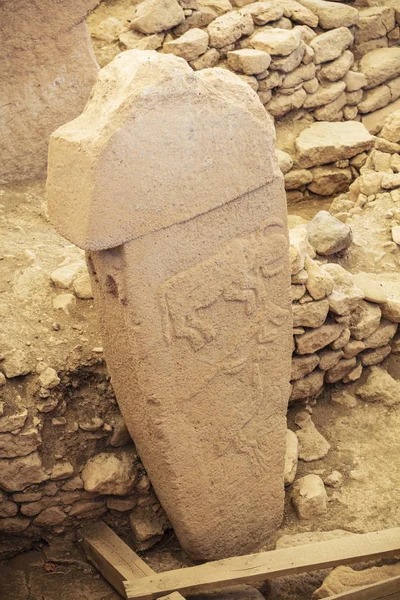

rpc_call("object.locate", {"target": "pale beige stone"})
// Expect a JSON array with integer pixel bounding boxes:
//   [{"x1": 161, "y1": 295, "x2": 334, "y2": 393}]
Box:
[
  {"x1": 313, "y1": 93, "x2": 346, "y2": 122},
  {"x1": 0, "y1": 0, "x2": 100, "y2": 184},
  {"x1": 227, "y1": 49, "x2": 271, "y2": 74},
  {"x1": 310, "y1": 28, "x2": 353, "y2": 65},
  {"x1": 360, "y1": 345, "x2": 391, "y2": 366},
  {"x1": 290, "y1": 369, "x2": 325, "y2": 401},
  {"x1": 296, "y1": 323, "x2": 345, "y2": 354},
  {"x1": 270, "y1": 43, "x2": 306, "y2": 73},
  {"x1": 276, "y1": 149, "x2": 294, "y2": 174},
  {"x1": 308, "y1": 166, "x2": 352, "y2": 197},
  {"x1": 266, "y1": 88, "x2": 306, "y2": 117},
  {"x1": 163, "y1": 28, "x2": 209, "y2": 61},
  {"x1": 276, "y1": 0, "x2": 318, "y2": 27},
  {"x1": 208, "y1": 10, "x2": 254, "y2": 48},
  {"x1": 359, "y1": 85, "x2": 392, "y2": 114},
  {"x1": 119, "y1": 31, "x2": 165, "y2": 51},
  {"x1": 250, "y1": 27, "x2": 301, "y2": 56},
  {"x1": 281, "y1": 63, "x2": 316, "y2": 89},
  {"x1": 355, "y1": 6, "x2": 396, "y2": 45},
  {"x1": 293, "y1": 299, "x2": 329, "y2": 328},
  {"x1": 296, "y1": 0, "x2": 358, "y2": 29},
  {"x1": 291, "y1": 354, "x2": 320, "y2": 380},
  {"x1": 314, "y1": 564, "x2": 400, "y2": 599},
  {"x1": 47, "y1": 50, "x2": 292, "y2": 561},
  {"x1": 362, "y1": 319, "x2": 398, "y2": 348},
  {"x1": 352, "y1": 272, "x2": 387, "y2": 304},
  {"x1": 344, "y1": 70, "x2": 368, "y2": 92},
  {"x1": 343, "y1": 339, "x2": 365, "y2": 359},
  {"x1": 304, "y1": 256, "x2": 334, "y2": 300},
  {"x1": 308, "y1": 212, "x2": 353, "y2": 256},
  {"x1": 130, "y1": 0, "x2": 185, "y2": 34},
  {"x1": 296, "y1": 417, "x2": 331, "y2": 462},
  {"x1": 191, "y1": 48, "x2": 220, "y2": 70},
  {"x1": 240, "y1": 2, "x2": 284, "y2": 25},
  {"x1": 289, "y1": 226, "x2": 309, "y2": 274},
  {"x1": 284, "y1": 169, "x2": 313, "y2": 189},
  {"x1": 350, "y1": 301, "x2": 381, "y2": 340},
  {"x1": 356, "y1": 365, "x2": 400, "y2": 405},
  {"x1": 296, "y1": 122, "x2": 375, "y2": 169},
  {"x1": 318, "y1": 348, "x2": 343, "y2": 371},
  {"x1": 381, "y1": 109, "x2": 400, "y2": 143},
  {"x1": 303, "y1": 81, "x2": 346, "y2": 109},
  {"x1": 325, "y1": 356, "x2": 357, "y2": 383},
  {"x1": 284, "y1": 429, "x2": 299, "y2": 485},
  {"x1": 0, "y1": 453, "x2": 48, "y2": 492},
  {"x1": 318, "y1": 50, "x2": 354, "y2": 82},
  {"x1": 291, "y1": 474, "x2": 328, "y2": 519},
  {"x1": 82, "y1": 450, "x2": 138, "y2": 495},
  {"x1": 360, "y1": 47, "x2": 400, "y2": 89}
]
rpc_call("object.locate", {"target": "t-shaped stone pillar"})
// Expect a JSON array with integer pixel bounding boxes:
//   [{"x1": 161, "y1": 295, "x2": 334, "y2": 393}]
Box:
[{"x1": 46, "y1": 50, "x2": 292, "y2": 561}]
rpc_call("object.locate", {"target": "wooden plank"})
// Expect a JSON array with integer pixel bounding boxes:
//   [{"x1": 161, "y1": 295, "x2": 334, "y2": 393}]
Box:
[
  {"x1": 80, "y1": 521, "x2": 188, "y2": 600},
  {"x1": 327, "y1": 575, "x2": 400, "y2": 600},
  {"x1": 124, "y1": 528, "x2": 400, "y2": 600}
]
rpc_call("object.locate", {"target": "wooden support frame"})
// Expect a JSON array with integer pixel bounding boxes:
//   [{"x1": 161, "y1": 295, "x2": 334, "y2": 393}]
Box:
[
  {"x1": 123, "y1": 528, "x2": 400, "y2": 600},
  {"x1": 79, "y1": 522, "x2": 400, "y2": 600},
  {"x1": 327, "y1": 574, "x2": 400, "y2": 600},
  {"x1": 79, "y1": 521, "x2": 186, "y2": 600}
]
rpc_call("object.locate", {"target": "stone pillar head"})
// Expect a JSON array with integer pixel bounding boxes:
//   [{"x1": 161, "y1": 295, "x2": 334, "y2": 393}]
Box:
[{"x1": 47, "y1": 50, "x2": 279, "y2": 250}]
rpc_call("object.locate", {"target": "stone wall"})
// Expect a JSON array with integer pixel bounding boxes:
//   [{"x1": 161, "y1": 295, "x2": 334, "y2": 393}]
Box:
[{"x1": 88, "y1": 0, "x2": 400, "y2": 204}]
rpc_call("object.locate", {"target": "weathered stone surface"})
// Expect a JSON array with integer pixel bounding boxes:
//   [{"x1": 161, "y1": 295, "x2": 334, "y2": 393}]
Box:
[
  {"x1": 289, "y1": 226, "x2": 309, "y2": 275},
  {"x1": 276, "y1": 149, "x2": 294, "y2": 174},
  {"x1": 360, "y1": 345, "x2": 391, "y2": 366},
  {"x1": 284, "y1": 169, "x2": 313, "y2": 190},
  {"x1": 81, "y1": 449, "x2": 137, "y2": 495},
  {"x1": 47, "y1": 50, "x2": 292, "y2": 561},
  {"x1": 356, "y1": 366, "x2": 400, "y2": 406},
  {"x1": 319, "y1": 50, "x2": 354, "y2": 82},
  {"x1": 352, "y1": 273, "x2": 387, "y2": 304},
  {"x1": 296, "y1": 413, "x2": 330, "y2": 461},
  {"x1": 296, "y1": 0, "x2": 358, "y2": 29},
  {"x1": 291, "y1": 354, "x2": 319, "y2": 380},
  {"x1": 129, "y1": 505, "x2": 169, "y2": 550},
  {"x1": 281, "y1": 63, "x2": 316, "y2": 89},
  {"x1": 362, "y1": 319, "x2": 397, "y2": 348},
  {"x1": 0, "y1": 428, "x2": 41, "y2": 459},
  {"x1": 296, "y1": 122, "x2": 375, "y2": 169},
  {"x1": 270, "y1": 42, "x2": 306, "y2": 73},
  {"x1": 0, "y1": 0, "x2": 100, "y2": 184},
  {"x1": 296, "y1": 323, "x2": 344, "y2": 354},
  {"x1": 305, "y1": 257, "x2": 334, "y2": 300},
  {"x1": 344, "y1": 70, "x2": 367, "y2": 92},
  {"x1": 266, "y1": 88, "x2": 307, "y2": 117},
  {"x1": 2, "y1": 349, "x2": 32, "y2": 378},
  {"x1": 313, "y1": 92, "x2": 346, "y2": 122},
  {"x1": 303, "y1": 81, "x2": 346, "y2": 109},
  {"x1": 355, "y1": 6, "x2": 395, "y2": 45},
  {"x1": 350, "y1": 301, "x2": 381, "y2": 340},
  {"x1": 227, "y1": 48, "x2": 271, "y2": 74},
  {"x1": 277, "y1": 529, "x2": 352, "y2": 549},
  {"x1": 290, "y1": 369, "x2": 325, "y2": 400},
  {"x1": 0, "y1": 452, "x2": 49, "y2": 492},
  {"x1": 250, "y1": 27, "x2": 301, "y2": 56},
  {"x1": 318, "y1": 348, "x2": 343, "y2": 371},
  {"x1": 293, "y1": 299, "x2": 330, "y2": 328},
  {"x1": 277, "y1": 0, "x2": 318, "y2": 27},
  {"x1": 208, "y1": 10, "x2": 254, "y2": 48},
  {"x1": 307, "y1": 212, "x2": 352, "y2": 256},
  {"x1": 359, "y1": 85, "x2": 392, "y2": 114},
  {"x1": 360, "y1": 47, "x2": 400, "y2": 89},
  {"x1": 380, "y1": 109, "x2": 400, "y2": 143},
  {"x1": 291, "y1": 474, "x2": 328, "y2": 519},
  {"x1": 308, "y1": 166, "x2": 352, "y2": 196},
  {"x1": 325, "y1": 356, "x2": 357, "y2": 383},
  {"x1": 284, "y1": 429, "x2": 298, "y2": 485},
  {"x1": 163, "y1": 28, "x2": 209, "y2": 61},
  {"x1": 314, "y1": 564, "x2": 400, "y2": 599},
  {"x1": 130, "y1": 0, "x2": 185, "y2": 34},
  {"x1": 241, "y1": 2, "x2": 284, "y2": 25},
  {"x1": 310, "y1": 28, "x2": 353, "y2": 65}
]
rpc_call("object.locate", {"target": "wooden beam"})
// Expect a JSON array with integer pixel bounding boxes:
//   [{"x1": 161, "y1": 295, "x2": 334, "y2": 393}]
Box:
[
  {"x1": 327, "y1": 575, "x2": 400, "y2": 600},
  {"x1": 124, "y1": 528, "x2": 400, "y2": 600},
  {"x1": 79, "y1": 521, "x2": 185, "y2": 600}
]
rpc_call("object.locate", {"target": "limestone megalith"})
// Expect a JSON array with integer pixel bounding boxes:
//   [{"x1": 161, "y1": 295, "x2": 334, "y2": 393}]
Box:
[
  {"x1": 0, "y1": 0, "x2": 100, "y2": 184},
  {"x1": 46, "y1": 50, "x2": 292, "y2": 560}
]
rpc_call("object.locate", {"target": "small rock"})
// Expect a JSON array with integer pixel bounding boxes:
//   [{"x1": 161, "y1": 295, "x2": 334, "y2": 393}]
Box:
[
  {"x1": 50, "y1": 262, "x2": 85, "y2": 289},
  {"x1": 250, "y1": 27, "x2": 301, "y2": 56},
  {"x1": 296, "y1": 417, "x2": 330, "y2": 462},
  {"x1": 296, "y1": 322, "x2": 345, "y2": 354},
  {"x1": 129, "y1": 505, "x2": 169, "y2": 550},
  {"x1": 51, "y1": 460, "x2": 74, "y2": 481},
  {"x1": 208, "y1": 10, "x2": 254, "y2": 48},
  {"x1": 72, "y1": 273, "x2": 93, "y2": 299},
  {"x1": 33, "y1": 506, "x2": 66, "y2": 527},
  {"x1": 324, "y1": 264, "x2": 364, "y2": 316},
  {"x1": 293, "y1": 299, "x2": 329, "y2": 328},
  {"x1": 308, "y1": 211, "x2": 353, "y2": 256},
  {"x1": 227, "y1": 48, "x2": 271, "y2": 74},
  {"x1": 107, "y1": 496, "x2": 137, "y2": 512},
  {"x1": 0, "y1": 452, "x2": 48, "y2": 492},
  {"x1": 81, "y1": 449, "x2": 138, "y2": 495},
  {"x1": 356, "y1": 365, "x2": 400, "y2": 406},
  {"x1": 163, "y1": 28, "x2": 209, "y2": 61},
  {"x1": 130, "y1": 0, "x2": 185, "y2": 34},
  {"x1": 291, "y1": 474, "x2": 328, "y2": 520},
  {"x1": 350, "y1": 301, "x2": 381, "y2": 340},
  {"x1": 2, "y1": 349, "x2": 31, "y2": 378},
  {"x1": 38, "y1": 367, "x2": 60, "y2": 389},
  {"x1": 291, "y1": 354, "x2": 319, "y2": 381},
  {"x1": 330, "y1": 389, "x2": 358, "y2": 408},
  {"x1": 324, "y1": 470, "x2": 343, "y2": 488},
  {"x1": 276, "y1": 149, "x2": 293, "y2": 174},
  {"x1": 313, "y1": 564, "x2": 400, "y2": 599},
  {"x1": 290, "y1": 369, "x2": 325, "y2": 401},
  {"x1": 352, "y1": 273, "x2": 387, "y2": 304},
  {"x1": 53, "y1": 293, "x2": 76, "y2": 312},
  {"x1": 284, "y1": 429, "x2": 299, "y2": 486},
  {"x1": 363, "y1": 319, "x2": 397, "y2": 349}
]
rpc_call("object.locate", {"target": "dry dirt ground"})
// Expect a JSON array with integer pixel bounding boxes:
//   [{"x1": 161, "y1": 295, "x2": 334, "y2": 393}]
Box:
[{"x1": 1, "y1": 182, "x2": 399, "y2": 600}]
